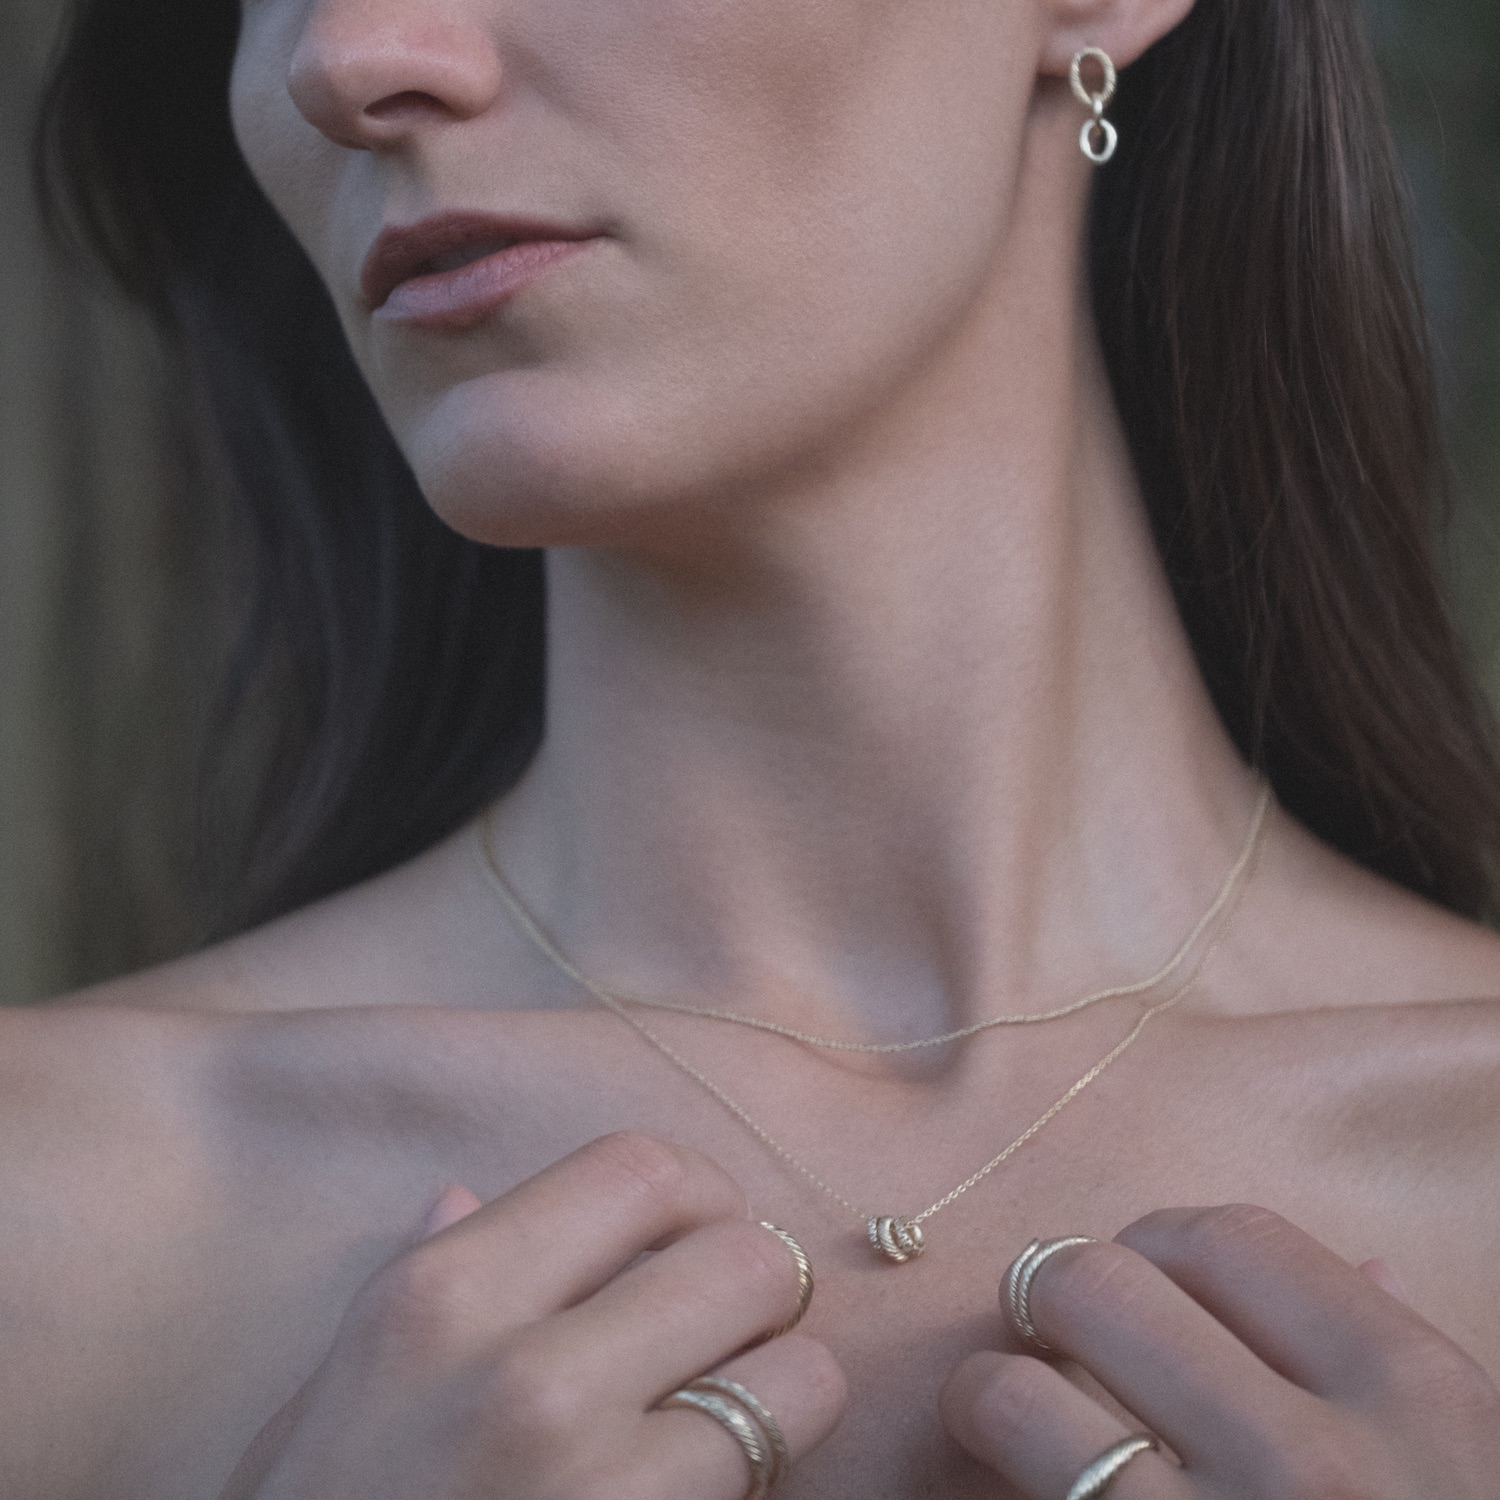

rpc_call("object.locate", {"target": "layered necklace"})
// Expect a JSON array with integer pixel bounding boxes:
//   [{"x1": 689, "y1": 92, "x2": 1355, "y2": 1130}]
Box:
[{"x1": 473, "y1": 784, "x2": 1272, "y2": 1263}]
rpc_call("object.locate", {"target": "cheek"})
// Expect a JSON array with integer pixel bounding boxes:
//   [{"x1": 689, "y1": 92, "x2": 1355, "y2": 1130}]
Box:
[
  {"x1": 229, "y1": 4, "x2": 347, "y2": 276},
  {"x1": 601, "y1": 0, "x2": 1031, "y2": 324},
  {"x1": 225, "y1": 0, "x2": 1034, "y2": 543},
  {"x1": 416, "y1": 13, "x2": 1029, "y2": 538}
]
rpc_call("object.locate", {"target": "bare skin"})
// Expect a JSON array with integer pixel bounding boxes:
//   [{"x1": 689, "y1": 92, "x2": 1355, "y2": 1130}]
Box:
[
  {"x1": 5, "y1": 812, "x2": 1499, "y2": 1498},
  {"x1": 4, "y1": 0, "x2": 1500, "y2": 1491}
]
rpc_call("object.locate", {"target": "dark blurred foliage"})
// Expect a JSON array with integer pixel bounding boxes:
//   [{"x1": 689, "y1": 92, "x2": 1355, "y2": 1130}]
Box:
[{"x1": 1370, "y1": 0, "x2": 1500, "y2": 674}]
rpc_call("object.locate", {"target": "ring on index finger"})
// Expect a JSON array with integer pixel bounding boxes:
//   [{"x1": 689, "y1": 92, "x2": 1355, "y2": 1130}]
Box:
[
  {"x1": 758, "y1": 1223, "x2": 814, "y2": 1338},
  {"x1": 1005, "y1": 1238, "x2": 1097, "y2": 1353}
]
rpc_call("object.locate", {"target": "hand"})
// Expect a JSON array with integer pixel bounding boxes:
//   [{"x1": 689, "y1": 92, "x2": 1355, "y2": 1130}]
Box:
[
  {"x1": 219, "y1": 1132, "x2": 845, "y2": 1500},
  {"x1": 940, "y1": 1205, "x2": 1500, "y2": 1498}
]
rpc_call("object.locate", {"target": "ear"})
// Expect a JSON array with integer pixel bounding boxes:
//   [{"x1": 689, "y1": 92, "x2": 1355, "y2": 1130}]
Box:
[{"x1": 1036, "y1": 0, "x2": 1196, "y2": 77}]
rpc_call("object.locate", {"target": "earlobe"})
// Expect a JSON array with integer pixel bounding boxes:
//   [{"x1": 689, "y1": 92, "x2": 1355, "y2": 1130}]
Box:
[{"x1": 1038, "y1": 0, "x2": 1197, "y2": 77}]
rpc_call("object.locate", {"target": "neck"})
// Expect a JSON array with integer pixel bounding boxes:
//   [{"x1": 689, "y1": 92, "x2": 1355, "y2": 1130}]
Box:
[{"x1": 489, "y1": 154, "x2": 1260, "y2": 1043}]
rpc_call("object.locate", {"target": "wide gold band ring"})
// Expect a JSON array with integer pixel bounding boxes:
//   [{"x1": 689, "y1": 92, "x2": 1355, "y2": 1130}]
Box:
[
  {"x1": 1003, "y1": 1236, "x2": 1097, "y2": 1353},
  {"x1": 759, "y1": 1222, "x2": 815, "y2": 1337},
  {"x1": 661, "y1": 1376, "x2": 790, "y2": 1499},
  {"x1": 1065, "y1": 1433, "x2": 1158, "y2": 1500}
]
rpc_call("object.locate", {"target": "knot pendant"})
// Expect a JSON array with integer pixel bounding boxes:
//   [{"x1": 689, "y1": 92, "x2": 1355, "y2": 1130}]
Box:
[{"x1": 868, "y1": 1216, "x2": 925, "y2": 1263}]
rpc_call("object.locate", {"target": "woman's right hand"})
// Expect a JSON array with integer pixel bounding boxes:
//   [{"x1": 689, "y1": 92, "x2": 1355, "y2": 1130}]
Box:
[{"x1": 219, "y1": 1132, "x2": 846, "y2": 1500}]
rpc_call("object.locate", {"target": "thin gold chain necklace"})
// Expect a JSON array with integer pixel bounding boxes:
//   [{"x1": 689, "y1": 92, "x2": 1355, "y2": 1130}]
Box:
[
  {"x1": 472, "y1": 786, "x2": 1271, "y2": 1263},
  {"x1": 511, "y1": 796, "x2": 1263, "y2": 1054}
]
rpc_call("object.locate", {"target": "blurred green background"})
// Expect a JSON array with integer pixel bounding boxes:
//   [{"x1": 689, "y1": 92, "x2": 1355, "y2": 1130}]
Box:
[
  {"x1": 1369, "y1": 0, "x2": 1500, "y2": 680},
  {"x1": 2, "y1": 0, "x2": 1498, "y2": 1002}
]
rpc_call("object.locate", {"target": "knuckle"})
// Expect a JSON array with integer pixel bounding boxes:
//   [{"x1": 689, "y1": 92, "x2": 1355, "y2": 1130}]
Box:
[
  {"x1": 1172, "y1": 1203, "x2": 1290, "y2": 1261},
  {"x1": 583, "y1": 1131, "x2": 746, "y2": 1221},
  {"x1": 779, "y1": 1333, "x2": 849, "y2": 1417},
  {"x1": 566, "y1": 1460, "x2": 669, "y2": 1500},
  {"x1": 586, "y1": 1130, "x2": 693, "y2": 1201},
  {"x1": 606, "y1": 1130, "x2": 747, "y2": 1224},
  {"x1": 1267, "y1": 1423, "x2": 1371, "y2": 1500},
  {"x1": 712, "y1": 1219, "x2": 797, "y2": 1302},
  {"x1": 1038, "y1": 1240, "x2": 1147, "y2": 1322},
  {"x1": 1381, "y1": 1327, "x2": 1500, "y2": 1422},
  {"x1": 971, "y1": 1355, "x2": 1057, "y2": 1434},
  {"x1": 343, "y1": 1247, "x2": 486, "y2": 1362},
  {"x1": 559, "y1": 1476, "x2": 626, "y2": 1500},
  {"x1": 481, "y1": 1336, "x2": 588, "y2": 1445},
  {"x1": 1113, "y1": 1205, "x2": 1193, "y2": 1255}
]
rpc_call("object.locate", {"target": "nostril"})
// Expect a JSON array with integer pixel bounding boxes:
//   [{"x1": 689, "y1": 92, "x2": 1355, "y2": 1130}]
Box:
[
  {"x1": 285, "y1": 25, "x2": 503, "y2": 148},
  {"x1": 364, "y1": 90, "x2": 449, "y2": 124}
]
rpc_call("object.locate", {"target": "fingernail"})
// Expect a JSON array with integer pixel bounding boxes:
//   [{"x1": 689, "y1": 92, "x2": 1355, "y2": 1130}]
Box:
[
  {"x1": 1358, "y1": 1256, "x2": 1413, "y2": 1305},
  {"x1": 417, "y1": 1184, "x2": 483, "y2": 1241}
]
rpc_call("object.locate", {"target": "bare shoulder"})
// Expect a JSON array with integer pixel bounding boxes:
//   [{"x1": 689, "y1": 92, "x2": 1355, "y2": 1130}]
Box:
[
  {"x1": 1317, "y1": 992, "x2": 1500, "y2": 1367},
  {"x1": 1222, "y1": 809, "x2": 1500, "y2": 1189},
  {"x1": 1196, "y1": 812, "x2": 1500, "y2": 1355},
  {"x1": 0, "y1": 1004, "x2": 227, "y2": 1498},
  {"x1": 1219, "y1": 808, "x2": 1500, "y2": 1015},
  {"x1": 62, "y1": 818, "x2": 553, "y2": 1016},
  {"x1": 0, "y1": 1000, "x2": 482, "y2": 1500},
  {"x1": 0, "y1": 1005, "x2": 219, "y2": 1202}
]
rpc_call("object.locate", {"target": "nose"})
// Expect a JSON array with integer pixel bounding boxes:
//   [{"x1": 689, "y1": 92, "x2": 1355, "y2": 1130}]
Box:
[{"x1": 287, "y1": 0, "x2": 504, "y2": 151}]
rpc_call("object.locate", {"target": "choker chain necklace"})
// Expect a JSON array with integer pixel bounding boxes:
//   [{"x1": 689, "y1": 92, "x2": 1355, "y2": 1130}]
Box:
[{"x1": 473, "y1": 784, "x2": 1272, "y2": 1263}]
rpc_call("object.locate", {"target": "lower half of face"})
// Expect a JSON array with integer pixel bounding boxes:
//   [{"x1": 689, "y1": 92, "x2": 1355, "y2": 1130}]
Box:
[{"x1": 235, "y1": 0, "x2": 1039, "y2": 552}]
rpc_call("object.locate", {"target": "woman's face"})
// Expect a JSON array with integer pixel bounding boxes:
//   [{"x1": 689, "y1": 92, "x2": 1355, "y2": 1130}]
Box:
[{"x1": 231, "y1": 0, "x2": 1044, "y2": 546}]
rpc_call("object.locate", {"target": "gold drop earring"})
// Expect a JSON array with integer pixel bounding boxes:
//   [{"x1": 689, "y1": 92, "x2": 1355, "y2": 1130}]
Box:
[{"x1": 1070, "y1": 46, "x2": 1119, "y2": 165}]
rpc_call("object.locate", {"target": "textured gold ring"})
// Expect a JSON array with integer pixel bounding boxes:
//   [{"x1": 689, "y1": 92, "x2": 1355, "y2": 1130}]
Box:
[
  {"x1": 661, "y1": 1378, "x2": 787, "y2": 1499},
  {"x1": 759, "y1": 1223, "x2": 815, "y2": 1336},
  {"x1": 1065, "y1": 1433, "x2": 1158, "y2": 1500},
  {"x1": 1003, "y1": 1236, "x2": 1097, "y2": 1353},
  {"x1": 685, "y1": 1376, "x2": 790, "y2": 1486}
]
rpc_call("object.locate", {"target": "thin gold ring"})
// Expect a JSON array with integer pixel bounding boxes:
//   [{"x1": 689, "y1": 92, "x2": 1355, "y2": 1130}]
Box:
[
  {"x1": 759, "y1": 1223, "x2": 815, "y2": 1336},
  {"x1": 1003, "y1": 1237, "x2": 1097, "y2": 1353},
  {"x1": 1065, "y1": 1434, "x2": 1158, "y2": 1500}
]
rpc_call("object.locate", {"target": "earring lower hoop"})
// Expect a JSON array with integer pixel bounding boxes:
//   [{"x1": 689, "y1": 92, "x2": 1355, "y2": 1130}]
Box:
[{"x1": 1080, "y1": 116, "x2": 1118, "y2": 165}]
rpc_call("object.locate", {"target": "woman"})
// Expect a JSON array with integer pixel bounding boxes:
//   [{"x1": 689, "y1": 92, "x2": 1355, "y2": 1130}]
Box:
[{"x1": 9, "y1": 0, "x2": 1500, "y2": 1492}]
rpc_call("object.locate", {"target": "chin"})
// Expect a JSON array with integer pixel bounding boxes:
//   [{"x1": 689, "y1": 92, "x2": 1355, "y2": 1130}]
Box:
[{"x1": 392, "y1": 361, "x2": 840, "y2": 553}]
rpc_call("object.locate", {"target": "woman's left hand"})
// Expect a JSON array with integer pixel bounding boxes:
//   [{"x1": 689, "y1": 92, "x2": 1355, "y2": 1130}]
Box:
[{"x1": 939, "y1": 1205, "x2": 1500, "y2": 1498}]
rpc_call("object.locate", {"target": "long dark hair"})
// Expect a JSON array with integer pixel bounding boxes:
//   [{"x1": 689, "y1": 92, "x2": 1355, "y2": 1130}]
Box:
[{"x1": 34, "y1": 0, "x2": 1500, "y2": 930}]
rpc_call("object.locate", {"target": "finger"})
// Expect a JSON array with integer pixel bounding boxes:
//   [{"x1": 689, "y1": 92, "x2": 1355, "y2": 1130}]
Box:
[
  {"x1": 516, "y1": 1218, "x2": 813, "y2": 1409},
  {"x1": 1015, "y1": 1236, "x2": 1308, "y2": 1467},
  {"x1": 221, "y1": 1186, "x2": 487, "y2": 1500},
  {"x1": 354, "y1": 1133, "x2": 748, "y2": 1359},
  {"x1": 631, "y1": 1335, "x2": 846, "y2": 1500},
  {"x1": 1117, "y1": 1205, "x2": 1432, "y2": 1398},
  {"x1": 941, "y1": 1350, "x2": 1192, "y2": 1500}
]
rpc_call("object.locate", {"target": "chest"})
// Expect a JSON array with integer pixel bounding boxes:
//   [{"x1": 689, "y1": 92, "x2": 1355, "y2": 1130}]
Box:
[{"x1": 113, "y1": 1019, "x2": 1496, "y2": 1499}]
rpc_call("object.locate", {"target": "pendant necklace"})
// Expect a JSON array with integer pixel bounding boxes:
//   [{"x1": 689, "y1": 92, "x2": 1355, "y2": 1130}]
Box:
[{"x1": 472, "y1": 784, "x2": 1272, "y2": 1263}]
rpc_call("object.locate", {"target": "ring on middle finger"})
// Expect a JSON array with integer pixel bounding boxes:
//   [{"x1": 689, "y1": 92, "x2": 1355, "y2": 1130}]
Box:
[
  {"x1": 1065, "y1": 1433, "x2": 1159, "y2": 1500},
  {"x1": 1004, "y1": 1236, "x2": 1097, "y2": 1353},
  {"x1": 661, "y1": 1376, "x2": 789, "y2": 1498}
]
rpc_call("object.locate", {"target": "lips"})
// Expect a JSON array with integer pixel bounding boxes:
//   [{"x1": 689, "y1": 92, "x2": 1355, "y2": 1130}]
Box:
[{"x1": 359, "y1": 211, "x2": 603, "y2": 324}]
